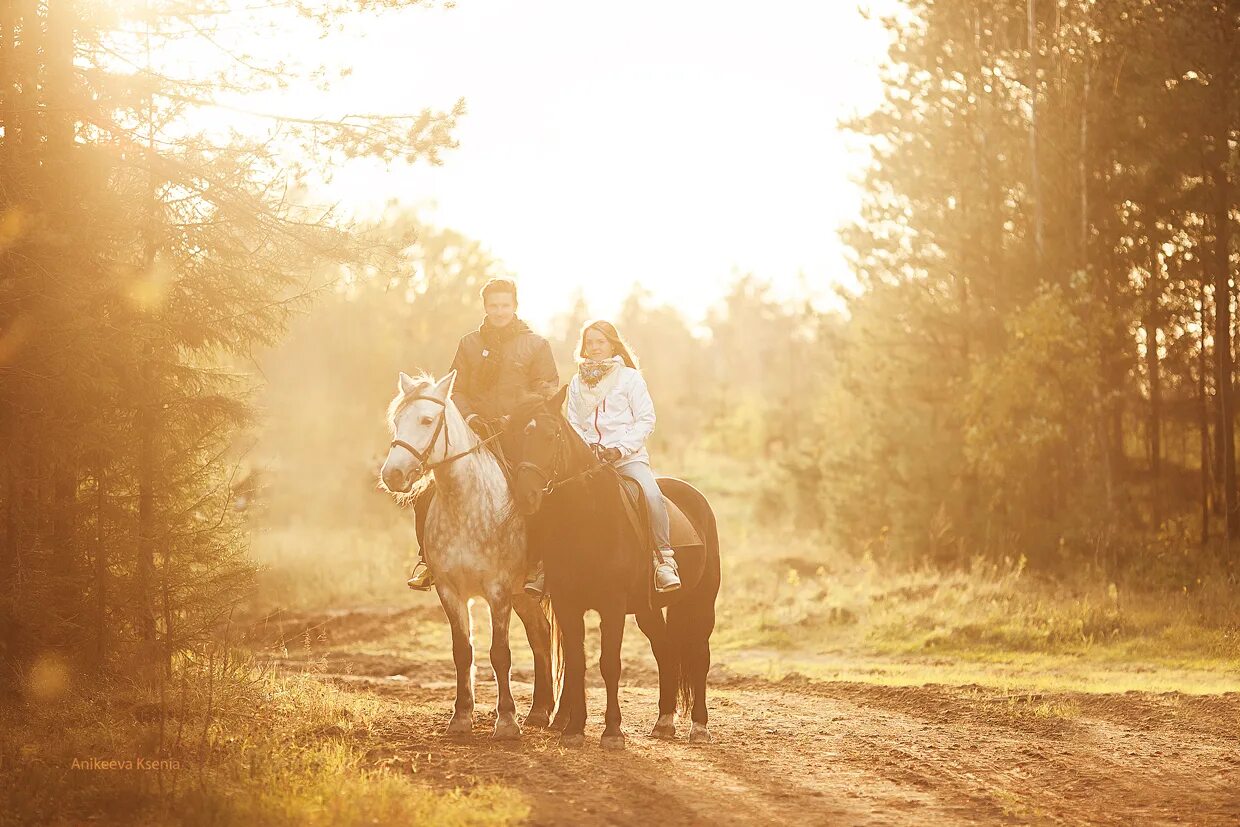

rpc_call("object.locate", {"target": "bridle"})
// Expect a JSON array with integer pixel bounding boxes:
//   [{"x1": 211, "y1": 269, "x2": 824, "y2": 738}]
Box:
[
  {"x1": 389, "y1": 394, "x2": 502, "y2": 476},
  {"x1": 516, "y1": 414, "x2": 611, "y2": 496},
  {"x1": 514, "y1": 416, "x2": 565, "y2": 496}
]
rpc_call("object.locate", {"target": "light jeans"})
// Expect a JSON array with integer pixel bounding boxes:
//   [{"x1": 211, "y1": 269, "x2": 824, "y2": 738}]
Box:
[{"x1": 618, "y1": 460, "x2": 673, "y2": 560}]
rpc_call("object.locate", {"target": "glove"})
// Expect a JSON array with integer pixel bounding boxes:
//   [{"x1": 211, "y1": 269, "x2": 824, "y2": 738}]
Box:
[{"x1": 600, "y1": 447, "x2": 622, "y2": 463}]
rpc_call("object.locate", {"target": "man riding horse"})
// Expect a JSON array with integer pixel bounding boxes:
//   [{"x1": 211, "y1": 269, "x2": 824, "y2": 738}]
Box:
[{"x1": 406, "y1": 277, "x2": 559, "y2": 594}]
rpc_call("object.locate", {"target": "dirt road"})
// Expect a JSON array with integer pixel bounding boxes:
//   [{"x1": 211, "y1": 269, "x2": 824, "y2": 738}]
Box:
[{"x1": 255, "y1": 608, "x2": 1240, "y2": 826}]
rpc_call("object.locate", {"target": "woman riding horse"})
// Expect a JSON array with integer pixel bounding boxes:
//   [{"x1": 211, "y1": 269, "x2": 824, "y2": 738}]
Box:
[
  {"x1": 512, "y1": 321, "x2": 720, "y2": 748},
  {"x1": 565, "y1": 320, "x2": 681, "y2": 593}
]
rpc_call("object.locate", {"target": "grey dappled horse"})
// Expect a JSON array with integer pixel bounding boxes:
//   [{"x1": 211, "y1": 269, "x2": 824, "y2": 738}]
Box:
[{"x1": 379, "y1": 371, "x2": 555, "y2": 739}]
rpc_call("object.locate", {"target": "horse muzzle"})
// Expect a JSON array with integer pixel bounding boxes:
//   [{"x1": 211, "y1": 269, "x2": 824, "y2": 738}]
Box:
[{"x1": 381, "y1": 464, "x2": 420, "y2": 494}]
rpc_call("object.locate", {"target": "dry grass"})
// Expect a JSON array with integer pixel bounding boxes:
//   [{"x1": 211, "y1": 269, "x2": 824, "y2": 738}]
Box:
[
  {"x1": 683, "y1": 450, "x2": 1240, "y2": 694},
  {"x1": 244, "y1": 449, "x2": 1240, "y2": 697},
  {"x1": 249, "y1": 520, "x2": 416, "y2": 611},
  {"x1": 0, "y1": 665, "x2": 528, "y2": 826}
]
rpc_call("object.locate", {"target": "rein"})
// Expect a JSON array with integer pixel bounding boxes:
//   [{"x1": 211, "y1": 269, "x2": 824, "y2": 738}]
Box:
[
  {"x1": 547, "y1": 460, "x2": 611, "y2": 493},
  {"x1": 390, "y1": 394, "x2": 504, "y2": 474}
]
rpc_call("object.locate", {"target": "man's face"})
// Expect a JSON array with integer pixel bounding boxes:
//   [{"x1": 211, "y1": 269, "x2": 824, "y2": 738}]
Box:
[{"x1": 484, "y1": 291, "x2": 516, "y2": 327}]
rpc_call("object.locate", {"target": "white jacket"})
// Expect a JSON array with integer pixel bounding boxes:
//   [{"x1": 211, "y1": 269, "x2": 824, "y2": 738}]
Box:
[{"x1": 566, "y1": 359, "x2": 655, "y2": 468}]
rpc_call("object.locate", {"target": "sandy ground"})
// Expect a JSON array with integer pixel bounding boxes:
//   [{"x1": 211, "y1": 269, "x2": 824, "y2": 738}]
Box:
[{"x1": 252, "y1": 607, "x2": 1240, "y2": 826}]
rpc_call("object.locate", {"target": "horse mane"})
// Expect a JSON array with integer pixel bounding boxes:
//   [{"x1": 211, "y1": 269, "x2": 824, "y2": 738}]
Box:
[
  {"x1": 550, "y1": 406, "x2": 626, "y2": 516},
  {"x1": 555, "y1": 407, "x2": 602, "y2": 469}
]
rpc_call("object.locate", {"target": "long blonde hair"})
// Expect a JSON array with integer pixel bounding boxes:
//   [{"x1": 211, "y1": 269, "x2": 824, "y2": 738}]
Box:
[{"x1": 577, "y1": 319, "x2": 639, "y2": 369}]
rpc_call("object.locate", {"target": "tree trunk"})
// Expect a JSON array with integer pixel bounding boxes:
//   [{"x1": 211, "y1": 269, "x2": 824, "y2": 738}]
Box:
[
  {"x1": 1144, "y1": 308, "x2": 1162, "y2": 529},
  {"x1": 1, "y1": 436, "x2": 12, "y2": 590},
  {"x1": 12, "y1": 0, "x2": 40, "y2": 161},
  {"x1": 0, "y1": 0, "x2": 13, "y2": 164},
  {"x1": 51, "y1": 463, "x2": 76, "y2": 580},
  {"x1": 1027, "y1": 0, "x2": 1045, "y2": 263},
  {"x1": 136, "y1": 5, "x2": 162, "y2": 674},
  {"x1": 1201, "y1": 285, "x2": 1213, "y2": 544},
  {"x1": 1212, "y1": 182, "x2": 1236, "y2": 543},
  {"x1": 136, "y1": 358, "x2": 158, "y2": 662},
  {"x1": 43, "y1": 0, "x2": 74, "y2": 158},
  {"x1": 94, "y1": 469, "x2": 107, "y2": 668},
  {"x1": 1078, "y1": 3, "x2": 1092, "y2": 271}
]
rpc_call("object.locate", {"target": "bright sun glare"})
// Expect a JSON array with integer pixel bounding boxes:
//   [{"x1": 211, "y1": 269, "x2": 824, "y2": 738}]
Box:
[{"x1": 172, "y1": 0, "x2": 896, "y2": 325}]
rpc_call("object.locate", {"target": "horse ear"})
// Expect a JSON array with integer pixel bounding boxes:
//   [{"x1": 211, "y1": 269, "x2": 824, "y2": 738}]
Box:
[
  {"x1": 551, "y1": 383, "x2": 568, "y2": 412},
  {"x1": 398, "y1": 372, "x2": 418, "y2": 395},
  {"x1": 430, "y1": 370, "x2": 457, "y2": 400}
]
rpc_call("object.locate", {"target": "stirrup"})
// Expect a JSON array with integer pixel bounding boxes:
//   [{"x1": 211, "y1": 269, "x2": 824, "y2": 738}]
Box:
[
  {"x1": 654, "y1": 560, "x2": 681, "y2": 594},
  {"x1": 407, "y1": 561, "x2": 434, "y2": 591}
]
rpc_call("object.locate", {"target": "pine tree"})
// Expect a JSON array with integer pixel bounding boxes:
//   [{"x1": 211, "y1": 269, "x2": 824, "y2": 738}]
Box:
[{"x1": 0, "y1": 0, "x2": 459, "y2": 695}]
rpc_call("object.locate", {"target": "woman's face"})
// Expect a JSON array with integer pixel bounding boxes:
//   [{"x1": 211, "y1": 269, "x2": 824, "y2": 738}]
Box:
[{"x1": 583, "y1": 328, "x2": 615, "y2": 361}]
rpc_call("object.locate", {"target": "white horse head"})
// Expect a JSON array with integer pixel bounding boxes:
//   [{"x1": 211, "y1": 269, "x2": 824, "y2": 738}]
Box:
[{"x1": 380, "y1": 370, "x2": 459, "y2": 494}]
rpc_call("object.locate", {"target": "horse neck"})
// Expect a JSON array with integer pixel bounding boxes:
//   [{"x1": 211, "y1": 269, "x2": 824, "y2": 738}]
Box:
[
  {"x1": 435, "y1": 400, "x2": 507, "y2": 502},
  {"x1": 560, "y1": 414, "x2": 598, "y2": 474},
  {"x1": 555, "y1": 416, "x2": 637, "y2": 559}
]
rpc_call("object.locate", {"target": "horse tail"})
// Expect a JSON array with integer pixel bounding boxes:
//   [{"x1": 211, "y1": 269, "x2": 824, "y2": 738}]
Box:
[
  {"x1": 676, "y1": 645, "x2": 693, "y2": 717},
  {"x1": 663, "y1": 479, "x2": 721, "y2": 720},
  {"x1": 543, "y1": 594, "x2": 564, "y2": 704}
]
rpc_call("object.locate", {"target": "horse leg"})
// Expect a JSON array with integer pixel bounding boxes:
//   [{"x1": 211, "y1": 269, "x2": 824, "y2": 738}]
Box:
[
  {"x1": 684, "y1": 637, "x2": 712, "y2": 743},
  {"x1": 485, "y1": 591, "x2": 522, "y2": 740},
  {"x1": 558, "y1": 608, "x2": 587, "y2": 748},
  {"x1": 512, "y1": 593, "x2": 554, "y2": 728},
  {"x1": 436, "y1": 586, "x2": 475, "y2": 736},
  {"x1": 599, "y1": 608, "x2": 626, "y2": 751},
  {"x1": 636, "y1": 606, "x2": 679, "y2": 739},
  {"x1": 669, "y1": 598, "x2": 715, "y2": 744}
]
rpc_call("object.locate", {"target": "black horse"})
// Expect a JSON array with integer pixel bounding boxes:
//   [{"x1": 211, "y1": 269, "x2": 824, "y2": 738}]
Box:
[{"x1": 512, "y1": 386, "x2": 721, "y2": 749}]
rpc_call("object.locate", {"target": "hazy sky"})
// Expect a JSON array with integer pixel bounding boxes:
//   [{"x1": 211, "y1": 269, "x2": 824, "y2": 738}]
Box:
[{"x1": 267, "y1": 1, "x2": 895, "y2": 325}]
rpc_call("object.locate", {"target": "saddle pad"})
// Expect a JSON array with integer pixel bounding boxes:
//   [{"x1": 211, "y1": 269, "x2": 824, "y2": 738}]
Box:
[
  {"x1": 618, "y1": 476, "x2": 707, "y2": 609},
  {"x1": 618, "y1": 477, "x2": 703, "y2": 551}
]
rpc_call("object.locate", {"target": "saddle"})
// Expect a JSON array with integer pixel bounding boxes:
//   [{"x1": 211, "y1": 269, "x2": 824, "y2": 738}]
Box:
[{"x1": 617, "y1": 476, "x2": 706, "y2": 608}]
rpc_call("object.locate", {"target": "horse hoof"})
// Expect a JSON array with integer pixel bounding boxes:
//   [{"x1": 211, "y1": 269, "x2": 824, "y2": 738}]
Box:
[
  {"x1": 550, "y1": 715, "x2": 569, "y2": 732},
  {"x1": 689, "y1": 723, "x2": 712, "y2": 744},
  {"x1": 492, "y1": 720, "x2": 522, "y2": 741},
  {"x1": 650, "y1": 724, "x2": 677, "y2": 740},
  {"x1": 560, "y1": 733, "x2": 585, "y2": 749},
  {"x1": 524, "y1": 709, "x2": 551, "y2": 729},
  {"x1": 444, "y1": 716, "x2": 473, "y2": 736},
  {"x1": 600, "y1": 733, "x2": 626, "y2": 751}
]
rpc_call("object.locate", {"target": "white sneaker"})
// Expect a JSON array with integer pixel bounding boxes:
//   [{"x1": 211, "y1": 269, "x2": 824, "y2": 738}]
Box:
[{"x1": 654, "y1": 559, "x2": 681, "y2": 593}]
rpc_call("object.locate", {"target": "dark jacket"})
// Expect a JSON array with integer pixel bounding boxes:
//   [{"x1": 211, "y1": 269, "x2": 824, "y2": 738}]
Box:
[
  {"x1": 412, "y1": 320, "x2": 557, "y2": 554},
  {"x1": 449, "y1": 319, "x2": 559, "y2": 422}
]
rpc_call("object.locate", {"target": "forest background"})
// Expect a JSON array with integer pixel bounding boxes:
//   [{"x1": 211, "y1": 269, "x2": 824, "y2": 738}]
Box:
[{"x1": 1, "y1": 0, "x2": 1237, "y2": 823}]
